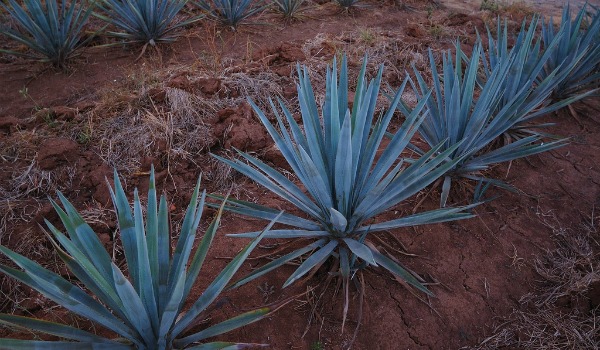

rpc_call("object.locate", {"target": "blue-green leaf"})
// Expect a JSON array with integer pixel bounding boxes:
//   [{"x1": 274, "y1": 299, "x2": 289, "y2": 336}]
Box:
[{"x1": 283, "y1": 240, "x2": 338, "y2": 288}]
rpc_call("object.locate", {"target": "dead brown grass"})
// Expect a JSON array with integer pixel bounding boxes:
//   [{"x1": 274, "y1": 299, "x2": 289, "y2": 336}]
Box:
[{"x1": 470, "y1": 211, "x2": 600, "y2": 350}]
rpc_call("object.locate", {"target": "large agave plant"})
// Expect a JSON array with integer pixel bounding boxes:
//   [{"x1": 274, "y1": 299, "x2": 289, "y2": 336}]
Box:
[
  {"x1": 539, "y1": 3, "x2": 600, "y2": 99},
  {"x1": 407, "y1": 44, "x2": 568, "y2": 207},
  {"x1": 212, "y1": 56, "x2": 477, "y2": 315},
  {"x1": 0, "y1": 0, "x2": 94, "y2": 68},
  {"x1": 0, "y1": 168, "x2": 275, "y2": 349},
  {"x1": 196, "y1": 0, "x2": 264, "y2": 29},
  {"x1": 95, "y1": 0, "x2": 201, "y2": 46},
  {"x1": 481, "y1": 16, "x2": 591, "y2": 138}
]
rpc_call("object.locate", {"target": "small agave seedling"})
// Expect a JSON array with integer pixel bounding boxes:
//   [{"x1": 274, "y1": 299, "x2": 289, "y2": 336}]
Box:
[
  {"x1": 539, "y1": 3, "x2": 600, "y2": 100},
  {"x1": 212, "y1": 55, "x2": 477, "y2": 328},
  {"x1": 0, "y1": 0, "x2": 95, "y2": 68},
  {"x1": 196, "y1": 0, "x2": 264, "y2": 29},
  {"x1": 95, "y1": 0, "x2": 202, "y2": 47},
  {"x1": 334, "y1": 0, "x2": 362, "y2": 11},
  {"x1": 0, "y1": 168, "x2": 277, "y2": 349},
  {"x1": 274, "y1": 0, "x2": 304, "y2": 20},
  {"x1": 406, "y1": 43, "x2": 568, "y2": 207}
]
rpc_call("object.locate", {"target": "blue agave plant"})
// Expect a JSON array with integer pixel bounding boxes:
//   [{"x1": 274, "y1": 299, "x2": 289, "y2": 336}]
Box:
[
  {"x1": 539, "y1": 3, "x2": 600, "y2": 99},
  {"x1": 274, "y1": 0, "x2": 304, "y2": 19},
  {"x1": 480, "y1": 16, "x2": 592, "y2": 139},
  {"x1": 211, "y1": 56, "x2": 477, "y2": 328},
  {"x1": 0, "y1": 168, "x2": 277, "y2": 349},
  {"x1": 196, "y1": 0, "x2": 265, "y2": 29},
  {"x1": 406, "y1": 43, "x2": 568, "y2": 206},
  {"x1": 95, "y1": 0, "x2": 201, "y2": 46},
  {"x1": 0, "y1": 0, "x2": 95, "y2": 67}
]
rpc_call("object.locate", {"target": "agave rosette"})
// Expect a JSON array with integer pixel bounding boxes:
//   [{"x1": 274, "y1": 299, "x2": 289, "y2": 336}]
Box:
[
  {"x1": 0, "y1": 168, "x2": 276, "y2": 349},
  {"x1": 334, "y1": 0, "x2": 362, "y2": 10},
  {"x1": 539, "y1": 3, "x2": 600, "y2": 99},
  {"x1": 480, "y1": 15, "x2": 600, "y2": 142},
  {"x1": 0, "y1": 0, "x2": 94, "y2": 67},
  {"x1": 196, "y1": 0, "x2": 264, "y2": 28},
  {"x1": 95, "y1": 0, "x2": 201, "y2": 46},
  {"x1": 481, "y1": 16, "x2": 593, "y2": 138},
  {"x1": 212, "y1": 56, "x2": 477, "y2": 299},
  {"x1": 274, "y1": 0, "x2": 304, "y2": 19},
  {"x1": 407, "y1": 43, "x2": 568, "y2": 207}
]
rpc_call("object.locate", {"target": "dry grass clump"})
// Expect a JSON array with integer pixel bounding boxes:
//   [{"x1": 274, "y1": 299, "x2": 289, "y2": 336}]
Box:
[
  {"x1": 0, "y1": 118, "x2": 84, "y2": 312},
  {"x1": 0, "y1": 225, "x2": 53, "y2": 313},
  {"x1": 0, "y1": 159, "x2": 76, "y2": 313},
  {"x1": 0, "y1": 127, "x2": 76, "y2": 237},
  {"x1": 475, "y1": 311, "x2": 599, "y2": 349},
  {"x1": 1, "y1": 162, "x2": 75, "y2": 235},
  {"x1": 471, "y1": 212, "x2": 600, "y2": 350},
  {"x1": 88, "y1": 62, "x2": 286, "y2": 173},
  {"x1": 93, "y1": 87, "x2": 216, "y2": 171},
  {"x1": 479, "y1": 1, "x2": 535, "y2": 28},
  {"x1": 224, "y1": 70, "x2": 284, "y2": 105},
  {"x1": 530, "y1": 219, "x2": 599, "y2": 309},
  {"x1": 500, "y1": 1, "x2": 534, "y2": 17},
  {"x1": 286, "y1": 24, "x2": 459, "y2": 122},
  {"x1": 297, "y1": 28, "x2": 442, "y2": 113}
]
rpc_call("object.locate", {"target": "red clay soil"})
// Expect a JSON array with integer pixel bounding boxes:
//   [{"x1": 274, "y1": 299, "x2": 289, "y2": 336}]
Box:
[{"x1": 0, "y1": 0, "x2": 599, "y2": 349}]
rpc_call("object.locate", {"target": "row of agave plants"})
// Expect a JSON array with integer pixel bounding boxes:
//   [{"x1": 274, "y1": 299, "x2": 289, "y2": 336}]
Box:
[
  {"x1": 1, "y1": 4, "x2": 600, "y2": 350},
  {"x1": 0, "y1": 0, "x2": 350, "y2": 68}
]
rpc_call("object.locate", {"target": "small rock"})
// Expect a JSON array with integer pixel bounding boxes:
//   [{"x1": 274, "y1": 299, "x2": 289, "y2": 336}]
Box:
[
  {"x1": 0, "y1": 115, "x2": 24, "y2": 134},
  {"x1": 194, "y1": 78, "x2": 222, "y2": 95},
  {"x1": 405, "y1": 23, "x2": 426, "y2": 38},
  {"x1": 33, "y1": 203, "x2": 56, "y2": 225},
  {"x1": 279, "y1": 43, "x2": 305, "y2": 63},
  {"x1": 445, "y1": 13, "x2": 470, "y2": 27},
  {"x1": 93, "y1": 185, "x2": 112, "y2": 206},
  {"x1": 99, "y1": 233, "x2": 112, "y2": 246},
  {"x1": 167, "y1": 75, "x2": 192, "y2": 91},
  {"x1": 213, "y1": 103, "x2": 269, "y2": 152},
  {"x1": 37, "y1": 138, "x2": 80, "y2": 170},
  {"x1": 273, "y1": 65, "x2": 293, "y2": 77},
  {"x1": 89, "y1": 162, "x2": 113, "y2": 205},
  {"x1": 146, "y1": 87, "x2": 167, "y2": 103},
  {"x1": 587, "y1": 279, "x2": 600, "y2": 308},
  {"x1": 51, "y1": 106, "x2": 77, "y2": 121},
  {"x1": 263, "y1": 145, "x2": 289, "y2": 170},
  {"x1": 282, "y1": 84, "x2": 297, "y2": 99},
  {"x1": 73, "y1": 100, "x2": 96, "y2": 111}
]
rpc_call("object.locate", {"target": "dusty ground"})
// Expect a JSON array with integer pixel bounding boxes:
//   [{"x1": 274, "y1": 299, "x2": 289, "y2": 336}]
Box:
[{"x1": 0, "y1": 0, "x2": 599, "y2": 349}]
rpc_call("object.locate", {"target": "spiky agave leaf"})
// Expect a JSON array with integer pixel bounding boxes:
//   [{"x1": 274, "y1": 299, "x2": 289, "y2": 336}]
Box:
[
  {"x1": 539, "y1": 3, "x2": 600, "y2": 99},
  {"x1": 0, "y1": 167, "x2": 276, "y2": 349},
  {"x1": 196, "y1": 0, "x2": 265, "y2": 28},
  {"x1": 95, "y1": 0, "x2": 202, "y2": 46},
  {"x1": 407, "y1": 42, "x2": 568, "y2": 207},
  {"x1": 211, "y1": 55, "x2": 478, "y2": 300},
  {"x1": 0, "y1": 0, "x2": 95, "y2": 68}
]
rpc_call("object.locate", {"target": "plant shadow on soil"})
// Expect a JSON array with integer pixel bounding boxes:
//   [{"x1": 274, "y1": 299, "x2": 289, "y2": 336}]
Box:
[{"x1": 0, "y1": 0, "x2": 599, "y2": 348}]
